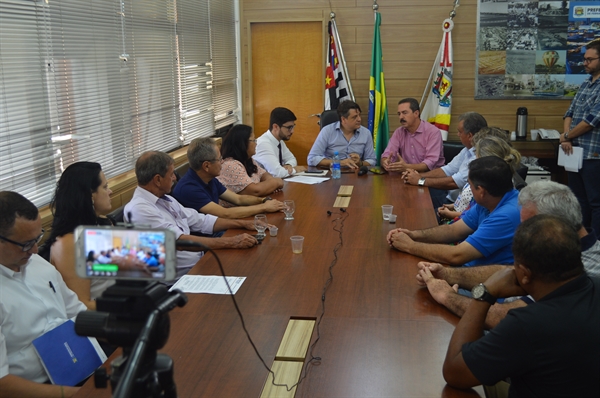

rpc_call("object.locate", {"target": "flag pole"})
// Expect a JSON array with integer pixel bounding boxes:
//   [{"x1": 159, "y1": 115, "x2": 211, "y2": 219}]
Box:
[{"x1": 330, "y1": 14, "x2": 355, "y2": 101}]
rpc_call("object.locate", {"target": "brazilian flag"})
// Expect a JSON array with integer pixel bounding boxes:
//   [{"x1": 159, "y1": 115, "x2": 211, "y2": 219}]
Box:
[{"x1": 367, "y1": 12, "x2": 389, "y2": 167}]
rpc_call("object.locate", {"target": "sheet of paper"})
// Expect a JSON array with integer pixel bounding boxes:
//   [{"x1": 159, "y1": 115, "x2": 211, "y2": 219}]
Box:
[
  {"x1": 557, "y1": 146, "x2": 583, "y2": 172},
  {"x1": 285, "y1": 176, "x2": 330, "y2": 184},
  {"x1": 170, "y1": 275, "x2": 246, "y2": 294}
]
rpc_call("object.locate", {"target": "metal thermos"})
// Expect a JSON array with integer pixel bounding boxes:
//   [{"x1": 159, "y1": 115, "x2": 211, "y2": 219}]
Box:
[{"x1": 516, "y1": 107, "x2": 528, "y2": 141}]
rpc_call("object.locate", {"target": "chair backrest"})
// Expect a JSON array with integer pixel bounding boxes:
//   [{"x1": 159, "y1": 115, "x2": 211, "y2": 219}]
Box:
[
  {"x1": 443, "y1": 141, "x2": 464, "y2": 165},
  {"x1": 107, "y1": 205, "x2": 125, "y2": 224},
  {"x1": 319, "y1": 110, "x2": 339, "y2": 128}
]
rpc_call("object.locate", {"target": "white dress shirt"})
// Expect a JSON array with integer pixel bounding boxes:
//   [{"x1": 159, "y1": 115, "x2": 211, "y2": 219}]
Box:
[
  {"x1": 124, "y1": 187, "x2": 218, "y2": 278},
  {"x1": 253, "y1": 130, "x2": 298, "y2": 178},
  {"x1": 0, "y1": 255, "x2": 87, "y2": 382}
]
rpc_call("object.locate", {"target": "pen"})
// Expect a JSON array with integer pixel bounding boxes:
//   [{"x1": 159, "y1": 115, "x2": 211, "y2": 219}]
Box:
[{"x1": 49, "y1": 281, "x2": 56, "y2": 293}]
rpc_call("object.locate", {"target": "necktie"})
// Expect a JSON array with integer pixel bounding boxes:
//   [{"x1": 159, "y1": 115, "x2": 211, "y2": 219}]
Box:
[{"x1": 278, "y1": 143, "x2": 283, "y2": 166}]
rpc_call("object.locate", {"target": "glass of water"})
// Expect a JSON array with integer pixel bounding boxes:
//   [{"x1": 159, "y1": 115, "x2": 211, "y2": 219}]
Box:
[
  {"x1": 254, "y1": 214, "x2": 267, "y2": 238},
  {"x1": 283, "y1": 200, "x2": 295, "y2": 220}
]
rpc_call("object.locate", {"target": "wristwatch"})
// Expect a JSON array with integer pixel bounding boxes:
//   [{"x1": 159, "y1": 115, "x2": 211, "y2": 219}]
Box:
[
  {"x1": 417, "y1": 177, "x2": 426, "y2": 186},
  {"x1": 471, "y1": 283, "x2": 497, "y2": 305},
  {"x1": 262, "y1": 196, "x2": 272, "y2": 203},
  {"x1": 564, "y1": 131, "x2": 570, "y2": 140}
]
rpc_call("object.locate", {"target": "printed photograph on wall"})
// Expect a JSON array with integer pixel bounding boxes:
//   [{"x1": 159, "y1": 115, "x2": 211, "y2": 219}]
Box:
[{"x1": 475, "y1": 0, "x2": 600, "y2": 99}]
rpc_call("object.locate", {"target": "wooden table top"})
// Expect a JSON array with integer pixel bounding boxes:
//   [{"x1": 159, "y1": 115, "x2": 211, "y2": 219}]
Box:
[{"x1": 77, "y1": 171, "x2": 483, "y2": 398}]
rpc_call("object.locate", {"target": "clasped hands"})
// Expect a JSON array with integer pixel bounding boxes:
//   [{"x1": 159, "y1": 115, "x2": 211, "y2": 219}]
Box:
[
  {"x1": 401, "y1": 168, "x2": 421, "y2": 185},
  {"x1": 386, "y1": 227, "x2": 415, "y2": 252},
  {"x1": 416, "y1": 262, "x2": 527, "y2": 303},
  {"x1": 337, "y1": 152, "x2": 362, "y2": 170},
  {"x1": 559, "y1": 133, "x2": 573, "y2": 155}
]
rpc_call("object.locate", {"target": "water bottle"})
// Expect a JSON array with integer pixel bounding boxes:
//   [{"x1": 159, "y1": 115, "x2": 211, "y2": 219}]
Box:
[{"x1": 332, "y1": 151, "x2": 341, "y2": 179}]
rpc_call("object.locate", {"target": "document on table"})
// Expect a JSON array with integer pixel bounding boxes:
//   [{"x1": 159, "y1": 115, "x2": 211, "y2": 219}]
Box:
[
  {"x1": 170, "y1": 275, "x2": 246, "y2": 294},
  {"x1": 285, "y1": 176, "x2": 330, "y2": 184},
  {"x1": 557, "y1": 146, "x2": 583, "y2": 172}
]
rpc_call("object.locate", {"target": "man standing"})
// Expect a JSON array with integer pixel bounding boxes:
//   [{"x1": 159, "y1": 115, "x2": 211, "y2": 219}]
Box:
[
  {"x1": 388, "y1": 156, "x2": 520, "y2": 267},
  {"x1": 560, "y1": 39, "x2": 600, "y2": 234},
  {"x1": 307, "y1": 100, "x2": 377, "y2": 169},
  {"x1": 442, "y1": 215, "x2": 600, "y2": 397},
  {"x1": 416, "y1": 180, "x2": 600, "y2": 329},
  {"x1": 380, "y1": 98, "x2": 445, "y2": 173},
  {"x1": 173, "y1": 137, "x2": 286, "y2": 218},
  {"x1": 0, "y1": 191, "x2": 86, "y2": 397},
  {"x1": 253, "y1": 107, "x2": 307, "y2": 178},
  {"x1": 402, "y1": 112, "x2": 487, "y2": 209},
  {"x1": 124, "y1": 151, "x2": 258, "y2": 279}
]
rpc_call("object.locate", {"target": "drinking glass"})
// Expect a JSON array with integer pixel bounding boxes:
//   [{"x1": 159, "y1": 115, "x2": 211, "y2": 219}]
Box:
[
  {"x1": 283, "y1": 200, "x2": 295, "y2": 221},
  {"x1": 254, "y1": 214, "x2": 267, "y2": 238}
]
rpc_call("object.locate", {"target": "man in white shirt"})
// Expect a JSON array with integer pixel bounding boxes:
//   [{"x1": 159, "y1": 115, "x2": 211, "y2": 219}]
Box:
[
  {"x1": 124, "y1": 151, "x2": 259, "y2": 279},
  {"x1": 0, "y1": 191, "x2": 87, "y2": 397},
  {"x1": 253, "y1": 107, "x2": 307, "y2": 178}
]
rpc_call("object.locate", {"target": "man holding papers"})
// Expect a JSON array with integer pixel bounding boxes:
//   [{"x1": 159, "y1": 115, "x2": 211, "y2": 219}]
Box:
[
  {"x1": 0, "y1": 191, "x2": 87, "y2": 397},
  {"x1": 560, "y1": 39, "x2": 600, "y2": 235}
]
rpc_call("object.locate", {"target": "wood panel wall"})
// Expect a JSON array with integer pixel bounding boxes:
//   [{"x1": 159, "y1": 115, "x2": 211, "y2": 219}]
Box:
[{"x1": 240, "y1": 0, "x2": 570, "y2": 139}]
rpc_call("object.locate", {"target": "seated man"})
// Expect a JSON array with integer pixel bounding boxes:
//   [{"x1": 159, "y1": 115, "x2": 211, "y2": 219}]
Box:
[
  {"x1": 253, "y1": 107, "x2": 307, "y2": 177},
  {"x1": 443, "y1": 215, "x2": 600, "y2": 397},
  {"x1": 402, "y1": 112, "x2": 487, "y2": 209},
  {"x1": 173, "y1": 137, "x2": 286, "y2": 218},
  {"x1": 307, "y1": 100, "x2": 377, "y2": 169},
  {"x1": 380, "y1": 98, "x2": 445, "y2": 173},
  {"x1": 417, "y1": 180, "x2": 600, "y2": 329},
  {"x1": 124, "y1": 151, "x2": 259, "y2": 279},
  {"x1": 0, "y1": 191, "x2": 87, "y2": 397},
  {"x1": 387, "y1": 156, "x2": 520, "y2": 267}
]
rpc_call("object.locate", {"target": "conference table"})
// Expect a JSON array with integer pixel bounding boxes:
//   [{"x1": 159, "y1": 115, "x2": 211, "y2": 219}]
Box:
[{"x1": 77, "y1": 171, "x2": 484, "y2": 397}]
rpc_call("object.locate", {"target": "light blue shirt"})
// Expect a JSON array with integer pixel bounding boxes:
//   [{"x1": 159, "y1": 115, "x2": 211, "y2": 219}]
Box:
[
  {"x1": 307, "y1": 122, "x2": 377, "y2": 166},
  {"x1": 441, "y1": 146, "x2": 475, "y2": 200}
]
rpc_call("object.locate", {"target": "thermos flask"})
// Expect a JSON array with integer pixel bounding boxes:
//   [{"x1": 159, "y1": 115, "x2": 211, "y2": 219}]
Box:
[{"x1": 516, "y1": 107, "x2": 528, "y2": 141}]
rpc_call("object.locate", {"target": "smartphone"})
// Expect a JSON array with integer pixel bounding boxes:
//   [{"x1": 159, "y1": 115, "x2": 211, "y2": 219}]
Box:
[
  {"x1": 304, "y1": 170, "x2": 323, "y2": 174},
  {"x1": 74, "y1": 225, "x2": 177, "y2": 281},
  {"x1": 369, "y1": 167, "x2": 386, "y2": 175}
]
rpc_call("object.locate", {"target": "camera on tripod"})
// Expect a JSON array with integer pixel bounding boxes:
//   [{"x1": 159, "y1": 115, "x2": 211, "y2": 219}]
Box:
[{"x1": 73, "y1": 225, "x2": 187, "y2": 398}]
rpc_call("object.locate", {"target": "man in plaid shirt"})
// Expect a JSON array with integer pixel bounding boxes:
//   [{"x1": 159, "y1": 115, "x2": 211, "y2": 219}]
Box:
[{"x1": 560, "y1": 39, "x2": 600, "y2": 235}]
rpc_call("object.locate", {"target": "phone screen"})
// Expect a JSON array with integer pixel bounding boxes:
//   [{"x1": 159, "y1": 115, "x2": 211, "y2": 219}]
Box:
[{"x1": 76, "y1": 226, "x2": 176, "y2": 281}]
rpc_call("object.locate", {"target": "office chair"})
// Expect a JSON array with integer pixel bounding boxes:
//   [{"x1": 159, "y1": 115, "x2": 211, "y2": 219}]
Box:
[
  {"x1": 443, "y1": 141, "x2": 464, "y2": 165},
  {"x1": 319, "y1": 110, "x2": 339, "y2": 128}
]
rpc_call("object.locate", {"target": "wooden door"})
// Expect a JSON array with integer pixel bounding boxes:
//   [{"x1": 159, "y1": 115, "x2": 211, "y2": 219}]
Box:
[{"x1": 251, "y1": 22, "x2": 323, "y2": 166}]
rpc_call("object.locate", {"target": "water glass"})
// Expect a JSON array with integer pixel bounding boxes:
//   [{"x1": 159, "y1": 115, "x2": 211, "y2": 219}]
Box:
[
  {"x1": 284, "y1": 200, "x2": 295, "y2": 221},
  {"x1": 254, "y1": 214, "x2": 267, "y2": 238}
]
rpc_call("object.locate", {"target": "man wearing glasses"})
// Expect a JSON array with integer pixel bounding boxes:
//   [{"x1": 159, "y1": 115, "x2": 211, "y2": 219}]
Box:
[
  {"x1": 560, "y1": 39, "x2": 600, "y2": 235},
  {"x1": 253, "y1": 107, "x2": 307, "y2": 178},
  {"x1": 0, "y1": 191, "x2": 87, "y2": 396}
]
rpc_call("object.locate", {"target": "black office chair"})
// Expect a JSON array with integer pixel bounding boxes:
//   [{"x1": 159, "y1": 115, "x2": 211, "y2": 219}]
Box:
[
  {"x1": 319, "y1": 110, "x2": 339, "y2": 128},
  {"x1": 442, "y1": 141, "x2": 464, "y2": 165},
  {"x1": 107, "y1": 205, "x2": 125, "y2": 224}
]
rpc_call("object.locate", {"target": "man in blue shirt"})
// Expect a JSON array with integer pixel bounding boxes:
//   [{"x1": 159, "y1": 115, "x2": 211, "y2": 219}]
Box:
[
  {"x1": 560, "y1": 40, "x2": 600, "y2": 235},
  {"x1": 307, "y1": 100, "x2": 377, "y2": 169},
  {"x1": 172, "y1": 137, "x2": 285, "y2": 219},
  {"x1": 387, "y1": 156, "x2": 520, "y2": 267}
]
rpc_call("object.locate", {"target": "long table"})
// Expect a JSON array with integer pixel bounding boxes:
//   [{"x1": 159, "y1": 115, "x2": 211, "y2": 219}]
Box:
[{"x1": 77, "y1": 172, "x2": 483, "y2": 397}]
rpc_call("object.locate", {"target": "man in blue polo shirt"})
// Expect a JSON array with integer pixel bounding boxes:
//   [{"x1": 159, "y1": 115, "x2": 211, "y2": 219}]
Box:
[
  {"x1": 387, "y1": 156, "x2": 520, "y2": 267},
  {"x1": 172, "y1": 137, "x2": 286, "y2": 219}
]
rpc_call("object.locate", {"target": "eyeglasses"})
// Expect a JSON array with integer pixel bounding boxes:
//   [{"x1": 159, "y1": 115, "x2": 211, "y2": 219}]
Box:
[
  {"x1": 0, "y1": 230, "x2": 44, "y2": 252},
  {"x1": 583, "y1": 57, "x2": 599, "y2": 64},
  {"x1": 248, "y1": 139, "x2": 257, "y2": 143},
  {"x1": 206, "y1": 157, "x2": 223, "y2": 163},
  {"x1": 280, "y1": 124, "x2": 295, "y2": 131}
]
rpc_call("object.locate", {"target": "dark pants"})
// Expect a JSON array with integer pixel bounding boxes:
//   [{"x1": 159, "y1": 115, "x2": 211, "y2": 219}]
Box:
[{"x1": 568, "y1": 159, "x2": 600, "y2": 235}]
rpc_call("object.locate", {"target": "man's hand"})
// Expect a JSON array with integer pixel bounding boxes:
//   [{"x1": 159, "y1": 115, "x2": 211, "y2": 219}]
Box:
[
  {"x1": 388, "y1": 229, "x2": 414, "y2": 252},
  {"x1": 402, "y1": 169, "x2": 421, "y2": 185},
  {"x1": 241, "y1": 220, "x2": 258, "y2": 231},
  {"x1": 349, "y1": 152, "x2": 362, "y2": 166},
  {"x1": 294, "y1": 165, "x2": 307, "y2": 173},
  {"x1": 418, "y1": 266, "x2": 459, "y2": 305},
  {"x1": 340, "y1": 158, "x2": 359, "y2": 169},
  {"x1": 264, "y1": 199, "x2": 286, "y2": 212},
  {"x1": 560, "y1": 139, "x2": 573, "y2": 155},
  {"x1": 283, "y1": 165, "x2": 294, "y2": 174},
  {"x1": 483, "y1": 267, "x2": 527, "y2": 299},
  {"x1": 381, "y1": 157, "x2": 391, "y2": 170},
  {"x1": 385, "y1": 153, "x2": 409, "y2": 173},
  {"x1": 416, "y1": 262, "x2": 448, "y2": 286},
  {"x1": 438, "y1": 204, "x2": 456, "y2": 219},
  {"x1": 386, "y1": 227, "x2": 413, "y2": 244},
  {"x1": 226, "y1": 233, "x2": 258, "y2": 248}
]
